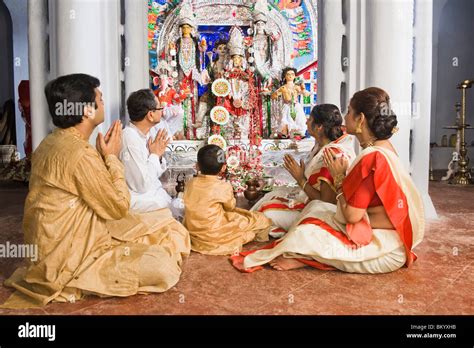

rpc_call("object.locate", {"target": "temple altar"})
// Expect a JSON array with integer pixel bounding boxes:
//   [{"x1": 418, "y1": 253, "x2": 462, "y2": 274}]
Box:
[
  {"x1": 148, "y1": 0, "x2": 318, "y2": 194},
  {"x1": 162, "y1": 138, "x2": 314, "y2": 196}
]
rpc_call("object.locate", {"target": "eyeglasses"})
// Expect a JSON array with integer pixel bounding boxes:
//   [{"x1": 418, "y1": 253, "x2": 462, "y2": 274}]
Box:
[{"x1": 150, "y1": 107, "x2": 164, "y2": 112}]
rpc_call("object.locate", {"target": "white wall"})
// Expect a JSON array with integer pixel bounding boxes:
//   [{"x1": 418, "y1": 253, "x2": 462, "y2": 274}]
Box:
[
  {"x1": 431, "y1": 0, "x2": 474, "y2": 169},
  {"x1": 4, "y1": 0, "x2": 28, "y2": 158},
  {"x1": 430, "y1": 0, "x2": 448, "y2": 145}
]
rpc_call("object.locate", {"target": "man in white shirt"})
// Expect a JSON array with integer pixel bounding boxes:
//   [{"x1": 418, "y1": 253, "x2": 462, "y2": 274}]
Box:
[{"x1": 120, "y1": 89, "x2": 182, "y2": 216}]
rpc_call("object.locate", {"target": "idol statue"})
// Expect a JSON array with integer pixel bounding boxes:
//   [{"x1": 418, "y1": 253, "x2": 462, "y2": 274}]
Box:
[
  {"x1": 223, "y1": 26, "x2": 258, "y2": 140},
  {"x1": 167, "y1": 0, "x2": 207, "y2": 139},
  {"x1": 271, "y1": 67, "x2": 310, "y2": 137},
  {"x1": 194, "y1": 38, "x2": 229, "y2": 134},
  {"x1": 251, "y1": 0, "x2": 281, "y2": 83}
]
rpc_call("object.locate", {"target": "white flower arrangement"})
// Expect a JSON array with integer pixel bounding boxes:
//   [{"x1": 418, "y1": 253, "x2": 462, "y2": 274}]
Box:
[{"x1": 226, "y1": 155, "x2": 240, "y2": 169}]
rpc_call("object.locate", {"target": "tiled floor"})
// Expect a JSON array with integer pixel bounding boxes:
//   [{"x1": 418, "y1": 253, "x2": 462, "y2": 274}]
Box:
[{"x1": 0, "y1": 180, "x2": 472, "y2": 315}]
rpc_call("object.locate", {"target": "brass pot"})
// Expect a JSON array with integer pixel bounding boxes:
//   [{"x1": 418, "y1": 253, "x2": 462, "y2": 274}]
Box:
[{"x1": 244, "y1": 179, "x2": 261, "y2": 203}]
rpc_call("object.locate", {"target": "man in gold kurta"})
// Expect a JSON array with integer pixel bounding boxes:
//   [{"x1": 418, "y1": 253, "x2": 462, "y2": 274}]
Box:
[
  {"x1": 183, "y1": 145, "x2": 272, "y2": 255},
  {"x1": 2, "y1": 74, "x2": 190, "y2": 308}
]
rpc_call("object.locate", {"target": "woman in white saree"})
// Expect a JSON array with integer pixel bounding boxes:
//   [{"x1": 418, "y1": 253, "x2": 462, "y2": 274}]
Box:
[
  {"x1": 231, "y1": 87, "x2": 424, "y2": 274},
  {"x1": 252, "y1": 104, "x2": 356, "y2": 236}
]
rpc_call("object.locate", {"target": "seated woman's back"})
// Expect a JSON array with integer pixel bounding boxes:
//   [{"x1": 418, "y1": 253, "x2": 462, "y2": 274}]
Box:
[{"x1": 343, "y1": 141, "x2": 403, "y2": 229}]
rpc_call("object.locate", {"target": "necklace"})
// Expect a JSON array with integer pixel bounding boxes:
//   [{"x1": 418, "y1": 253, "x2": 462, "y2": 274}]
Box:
[
  {"x1": 360, "y1": 137, "x2": 377, "y2": 149},
  {"x1": 231, "y1": 74, "x2": 245, "y2": 109},
  {"x1": 179, "y1": 38, "x2": 195, "y2": 77}
]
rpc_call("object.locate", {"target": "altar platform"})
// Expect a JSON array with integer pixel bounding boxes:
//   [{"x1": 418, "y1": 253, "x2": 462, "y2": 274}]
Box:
[{"x1": 162, "y1": 138, "x2": 315, "y2": 196}]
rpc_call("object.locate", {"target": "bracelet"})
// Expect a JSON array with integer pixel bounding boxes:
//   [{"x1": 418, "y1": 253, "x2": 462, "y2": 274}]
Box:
[
  {"x1": 299, "y1": 179, "x2": 308, "y2": 189},
  {"x1": 336, "y1": 192, "x2": 344, "y2": 201},
  {"x1": 302, "y1": 180, "x2": 309, "y2": 190},
  {"x1": 333, "y1": 173, "x2": 345, "y2": 190}
]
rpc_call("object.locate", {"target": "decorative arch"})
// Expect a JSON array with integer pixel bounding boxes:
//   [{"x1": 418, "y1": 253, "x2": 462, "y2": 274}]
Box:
[{"x1": 148, "y1": 0, "x2": 317, "y2": 72}]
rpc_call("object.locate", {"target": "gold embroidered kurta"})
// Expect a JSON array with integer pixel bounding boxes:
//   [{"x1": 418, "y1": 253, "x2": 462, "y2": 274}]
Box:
[
  {"x1": 183, "y1": 175, "x2": 271, "y2": 255},
  {"x1": 2, "y1": 127, "x2": 190, "y2": 308}
]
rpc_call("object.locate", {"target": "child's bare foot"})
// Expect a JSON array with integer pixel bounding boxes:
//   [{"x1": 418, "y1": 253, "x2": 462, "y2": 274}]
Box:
[{"x1": 269, "y1": 256, "x2": 307, "y2": 271}]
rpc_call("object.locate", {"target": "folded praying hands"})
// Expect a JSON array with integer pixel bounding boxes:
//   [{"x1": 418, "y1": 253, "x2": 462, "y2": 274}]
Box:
[
  {"x1": 96, "y1": 120, "x2": 122, "y2": 158},
  {"x1": 323, "y1": 148, "x2": 349, "y2": 178},
  {"x1": 148, "y1": 129, "x2": 170, "y2": 158},
  {"x1": 283, "y1": 154, "x2": 306, "y2": 186}
]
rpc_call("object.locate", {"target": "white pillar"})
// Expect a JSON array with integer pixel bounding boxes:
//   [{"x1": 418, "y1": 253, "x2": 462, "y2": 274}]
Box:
[
  {"x1": 317, "y1": 0, "x2": 345, "y2": 106},
  {"x1": 364, "y1": 0, "x2": 414, "y2": 169},
  {"x1": 412, "y1": 0, "x2": 437, "y2": 219},
  {"x1": 51, "y1": 0, "x2": 121, "y2": 142},
  {"x1": 124, "y1": 0, "x2": 149, "y2": 120},
  {"x1": 28, "y1": 0, "x2": 51, "y2": 150},
  {"x1": 346, "y1": 0, "x2": 365, "y2": 97}
]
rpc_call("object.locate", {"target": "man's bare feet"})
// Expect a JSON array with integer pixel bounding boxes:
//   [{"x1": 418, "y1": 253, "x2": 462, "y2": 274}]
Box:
[{"x1": 269, "y1": 256, "x2": 307, "y2": 271}]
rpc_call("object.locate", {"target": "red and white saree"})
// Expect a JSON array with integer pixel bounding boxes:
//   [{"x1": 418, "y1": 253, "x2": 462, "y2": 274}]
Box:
[{"x1": 232, "y1": 146, "x2": 425, "y2": 274}]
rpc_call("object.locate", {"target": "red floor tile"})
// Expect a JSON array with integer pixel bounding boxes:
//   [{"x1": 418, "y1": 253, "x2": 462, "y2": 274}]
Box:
[{"x1": 0, "y1": 180, "x2": 473, "y2": 315}]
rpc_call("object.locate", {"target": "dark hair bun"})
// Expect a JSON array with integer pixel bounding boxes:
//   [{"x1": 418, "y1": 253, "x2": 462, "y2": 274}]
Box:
[
  {"x1": 327, "y1": 125, "x2": 344, "y2": 141},
  {"x1": 371, "y1": 113, "x2": 398, "y2": 140},
  {"x1": 310, "y1": 104, "x2": 343, "y2": 141},
  {"x1": 350, "y1": 88, "x2": 398, "y2": 140}
]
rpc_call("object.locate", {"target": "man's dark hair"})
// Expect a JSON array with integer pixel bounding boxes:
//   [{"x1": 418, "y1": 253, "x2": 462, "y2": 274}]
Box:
[
  {"x1": 127, "y1": 89, "x2": 158, "y2": 122},
  {"x1": 44, "y1": 73, "x2": 100, "y2": 129},
  {"x1": 197, "y1": 144, "x2": 226, "y2": 175}
]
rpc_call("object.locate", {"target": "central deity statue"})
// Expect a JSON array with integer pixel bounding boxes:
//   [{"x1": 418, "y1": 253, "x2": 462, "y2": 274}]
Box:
[{"x1": 222, "y1": 26, "x2": 259, "y2": 141}]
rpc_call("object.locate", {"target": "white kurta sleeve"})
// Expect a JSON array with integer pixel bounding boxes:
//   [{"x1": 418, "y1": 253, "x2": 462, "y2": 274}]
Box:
[
  {"x1": 121, "y1": 143, "x2": 164, "y2": 194},
  {"x1": 156, "y1": 155, "x2": 167, "y2": 177}
]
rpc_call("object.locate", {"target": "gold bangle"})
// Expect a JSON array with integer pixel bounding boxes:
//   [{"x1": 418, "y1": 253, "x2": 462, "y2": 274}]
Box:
[
  {"x1": 299, "y1": 179, "x2": 308, "y2": 189},
  {"x1": 333, "y1": 173, "x2": 345, "y2": 190}
]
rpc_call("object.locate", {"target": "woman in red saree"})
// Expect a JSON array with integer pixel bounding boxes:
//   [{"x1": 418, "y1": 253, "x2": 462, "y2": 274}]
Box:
[
  {"x1": 251, "y1": 104, "x2": 355, "y2": 237},
  {"x1": 232, "y1": 87, "x2": 424, "y2": 273}
]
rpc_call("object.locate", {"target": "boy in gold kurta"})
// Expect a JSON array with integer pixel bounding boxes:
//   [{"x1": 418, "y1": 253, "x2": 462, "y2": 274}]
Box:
[
  {"x1": 2, "y1": 74, "x2": 190, "y2": 309},
  {"x1": 183, "y1": 145, "x2": 272, "y2": 255}
]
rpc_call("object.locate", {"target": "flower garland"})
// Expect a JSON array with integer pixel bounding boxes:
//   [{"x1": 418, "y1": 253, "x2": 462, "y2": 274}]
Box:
[
  {"x1": 225, "y1": 68, "x2": 261, "y2": 144},
  {"x1": 290, "y1": 94, "x2": 297, "y2": 120}
]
